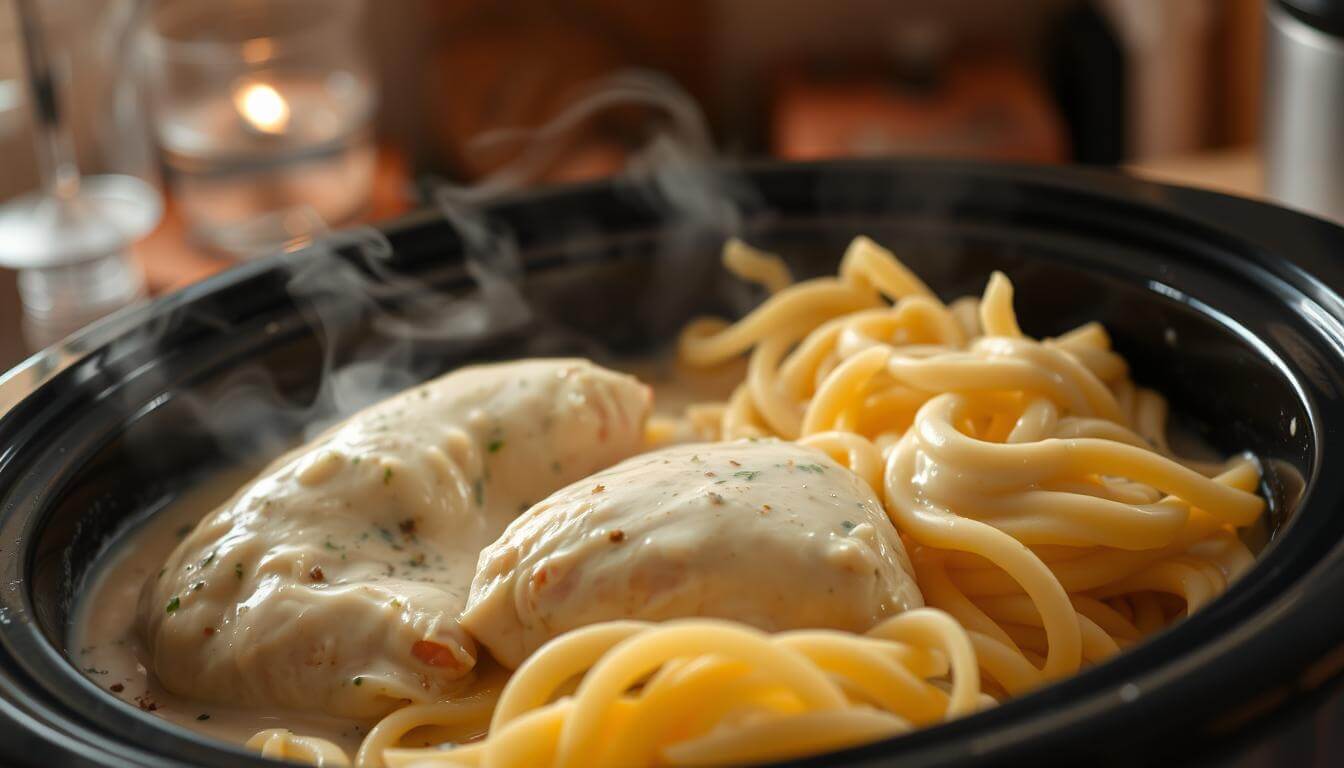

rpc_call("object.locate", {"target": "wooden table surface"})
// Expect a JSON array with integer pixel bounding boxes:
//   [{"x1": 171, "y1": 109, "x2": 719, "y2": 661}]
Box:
[
  {"x1": 0, "y1": 148, "x2": 412, "y2": 373},
  {"x1": 1127, "y1": 146, "x2": 1262, "y2": 201}
]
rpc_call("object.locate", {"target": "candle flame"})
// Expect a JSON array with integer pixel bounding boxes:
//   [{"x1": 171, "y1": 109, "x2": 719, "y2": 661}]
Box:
[{"x1": 234, "y1": 82, "x2": 291, "y2": 135}]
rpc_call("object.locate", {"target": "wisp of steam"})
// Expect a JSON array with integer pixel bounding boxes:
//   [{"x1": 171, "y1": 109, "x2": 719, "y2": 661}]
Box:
[{"x1": 172, "y1": 69, "x2": 758, "y2": 462}]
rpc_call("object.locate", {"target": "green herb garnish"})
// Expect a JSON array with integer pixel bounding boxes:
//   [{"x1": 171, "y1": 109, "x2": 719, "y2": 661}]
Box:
[
  {"x1": 733, "y1": 470, "x2": 761, "y2": 481},
  {"x1": 383, "y1": 467, "x2": 394, "y2": 485},
  {"x1": 376, "y1": 526, "x2": 404, "y2": 551},
  {"x1": 165, "y1": 597, "x2": 180, "y2": 614},
  {"x1": 487, "y1": 438, "x2": 504, "y2": 453}
]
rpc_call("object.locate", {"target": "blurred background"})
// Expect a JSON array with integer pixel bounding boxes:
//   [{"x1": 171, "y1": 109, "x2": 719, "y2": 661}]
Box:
[{"x1": 0, "y1": 0, "x2": 1293, "y2": 368}]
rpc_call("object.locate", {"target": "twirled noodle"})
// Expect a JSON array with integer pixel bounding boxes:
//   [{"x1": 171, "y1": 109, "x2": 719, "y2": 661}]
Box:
[
  {"x1": 677, "y1": 236, "x2": 1265, "y2": 695},
  {"x1": 375, "y1": 610, "x2": 975, "y2": 768},
  {"x1": 247, "y1": 729, "x2": 351, "y2": 766},
  {"x1": 250, "y1": 236, "x2": 1266, "y2": 766}
]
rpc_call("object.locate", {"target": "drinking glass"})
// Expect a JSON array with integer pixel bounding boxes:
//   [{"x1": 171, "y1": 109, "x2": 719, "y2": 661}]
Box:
[{"x1": 140, "y1": 0, "x2": 377, "y2": 257}]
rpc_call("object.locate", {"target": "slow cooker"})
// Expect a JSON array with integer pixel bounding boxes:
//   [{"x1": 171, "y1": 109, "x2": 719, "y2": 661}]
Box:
[{"x1": 3, "y1": 159, "x2": 1344, "y2": 767}]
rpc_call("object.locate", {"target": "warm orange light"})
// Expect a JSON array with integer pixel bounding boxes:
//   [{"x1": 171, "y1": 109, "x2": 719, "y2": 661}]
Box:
[{"x1": 233, "y1": 82, "x2": 291, "y2": 135}]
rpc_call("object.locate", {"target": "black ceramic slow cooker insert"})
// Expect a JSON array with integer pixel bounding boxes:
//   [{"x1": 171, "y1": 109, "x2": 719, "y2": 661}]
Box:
[{"x1": 2, "y1": 160, "x2": 1344, "y2": 767}]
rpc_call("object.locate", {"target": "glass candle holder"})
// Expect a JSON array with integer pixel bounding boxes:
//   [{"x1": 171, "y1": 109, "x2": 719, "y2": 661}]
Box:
[
  {"x1": 140, "y1": 0, "x2": 376, "y2": 257},
  {"x1": 0, "y1": 0, "x2": 163, "y2": 351}
]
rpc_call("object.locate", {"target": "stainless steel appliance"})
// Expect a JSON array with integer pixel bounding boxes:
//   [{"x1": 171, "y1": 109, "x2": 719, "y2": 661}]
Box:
[{"x1": 1265, "y1": 0, "x2": 1344, "y2": 223}]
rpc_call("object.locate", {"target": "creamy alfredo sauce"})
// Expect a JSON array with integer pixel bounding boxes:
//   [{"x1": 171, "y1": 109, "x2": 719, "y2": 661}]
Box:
[
  {"x1": 71, "y1": 466, "x2": 379, "y2": 752},
  {"x1": 68, "y1": 358, "x2": 736, "y2": 752}
]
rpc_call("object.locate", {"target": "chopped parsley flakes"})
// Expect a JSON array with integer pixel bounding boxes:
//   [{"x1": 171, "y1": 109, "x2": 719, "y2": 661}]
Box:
[{"x1": 376, "y1": 526, "x2": 404, "y2": 551}]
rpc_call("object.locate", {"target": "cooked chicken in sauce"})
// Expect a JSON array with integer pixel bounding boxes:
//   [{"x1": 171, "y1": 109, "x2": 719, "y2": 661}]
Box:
[
  {"x1": 462, "y1": 440, "x2": 924, "y2": 668},
  {"x1": 139, "y1": 359, "x2": 651, "y2": 718}
]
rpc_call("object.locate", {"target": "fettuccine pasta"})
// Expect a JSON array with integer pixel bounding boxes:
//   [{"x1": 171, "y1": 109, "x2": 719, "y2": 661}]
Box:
[
  {"x1": 676, "y1": 236, "x2": 1263, "y2": 696},
  {"x1": 378, "y1": 610, "x2": 978, "y2": 768}
]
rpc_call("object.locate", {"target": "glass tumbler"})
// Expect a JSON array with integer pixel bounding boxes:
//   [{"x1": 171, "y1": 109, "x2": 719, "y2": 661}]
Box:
[{"x1": 140, "y1": 0, "x2": 377, "y2": 257}]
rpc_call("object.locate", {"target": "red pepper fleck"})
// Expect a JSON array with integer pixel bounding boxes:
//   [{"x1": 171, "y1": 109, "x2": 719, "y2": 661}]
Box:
[
  {"x1": 412, "y1": 640, "x2": 464, "y2": 669},
  {"x1": 592, "y1": 484, "x2": 606, "y2": 494},
  {"x1": 704, "y1": 471, "x2": 717, "y2": 478},
  {"x1": 110, "y1": 683, "x2": 124, "y2": 693},
  {"x1": 729, "y1": 460, "x2": 741, "y2": 467},
  {"x1": 608, "y1": 529, "x2": 626, "y2": 543},
  {"x1": 310, "y1": 565, "x2": 325, "y2": 582},
  {"x1": 202, "y1": 627, "x2": 215, "y2": 637}
]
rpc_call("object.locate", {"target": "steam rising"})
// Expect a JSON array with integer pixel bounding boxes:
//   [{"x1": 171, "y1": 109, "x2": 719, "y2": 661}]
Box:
[{"x1": 178, "y1": 69, "x2": 753, "y2": 461}]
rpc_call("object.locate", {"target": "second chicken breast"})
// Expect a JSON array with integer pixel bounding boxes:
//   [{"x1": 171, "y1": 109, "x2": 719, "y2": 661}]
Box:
[{"x1": 462, "y1": 440, "x2": 924, "y2": 668}]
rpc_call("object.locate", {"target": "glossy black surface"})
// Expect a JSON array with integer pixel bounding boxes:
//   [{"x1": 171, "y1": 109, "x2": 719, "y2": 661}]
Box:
[{"x1": 3, "y1": 160, "x2": 1344, "y2": 766}]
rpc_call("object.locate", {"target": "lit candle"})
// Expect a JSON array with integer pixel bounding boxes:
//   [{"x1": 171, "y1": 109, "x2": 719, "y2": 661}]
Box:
[
  {"x1": 233, "y1": 81, "x2": 292, "y2": 136},
  {"x1": 142, "y1": 0, "x2": 375, "y2": 256}
]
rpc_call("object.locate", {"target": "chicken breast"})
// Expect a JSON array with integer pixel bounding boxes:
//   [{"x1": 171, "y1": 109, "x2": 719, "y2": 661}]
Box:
[
  {"x1": 138, "y1": 359, "x2": 651, "y2": 718},
  {"x1": 461, "y1": 440, "x2": 923, "y2": 668}
]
